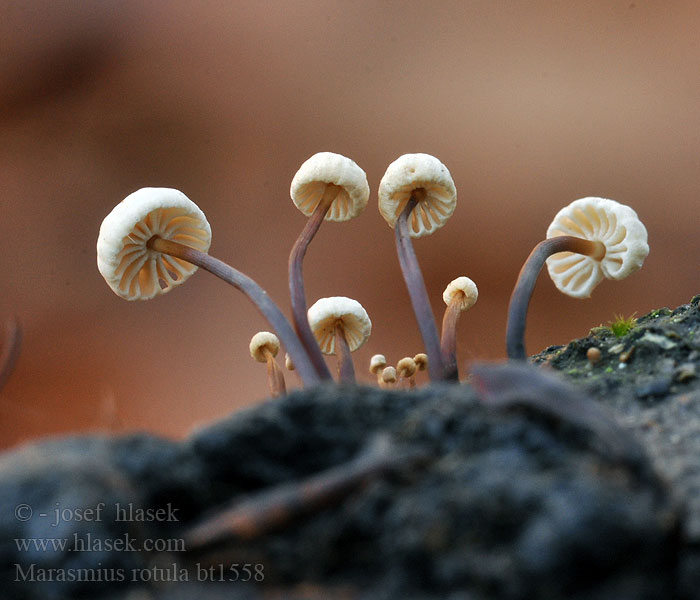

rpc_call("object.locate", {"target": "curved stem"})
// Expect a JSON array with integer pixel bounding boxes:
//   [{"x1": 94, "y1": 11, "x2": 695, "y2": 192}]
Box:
[
  {"x1": 148, "y1": 237, "x2": 320, "y2": 387},
  {"x1": 506, "y1": 236, "x2": 606, "y2": 360},
  {"x1": 288, "y1": 189, "x2": 339, "y2": 381},
  {"x1": 394, "y1": 195, "x2": 446, "y2": 381},
  {"x1": 440, "y1": 299, "x2": 462, "y2": 381},
  {"x1": 334, "y1": 323, "x2": 355, "y2": 383}
]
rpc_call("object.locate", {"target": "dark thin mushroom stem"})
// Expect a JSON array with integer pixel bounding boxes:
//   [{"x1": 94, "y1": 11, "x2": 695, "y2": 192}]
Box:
[
  {"x1": 395, "y1": 193, "x2": 447, "y2": 381},
  {"x1": 288, "y1": 187, "x2": 339, "y2": 381},
  {"x1": 148, "y1": 236, "x2": 320, "y2": 387},
  {"x1": 334, "y1": 323, "x2": 355, "y2": 383},
  {"x1": 0, "y1": 318, "x2": 21, "y2": 393},
  {"x1": 440, "y1": 298, "x2": 462, "y2": 381},
  {"x1": 183, "y1": 435, "x2": 430, "y2": 549},
  {"x1": 506, "y1": 235, "x2": 606, "y2": 360}
]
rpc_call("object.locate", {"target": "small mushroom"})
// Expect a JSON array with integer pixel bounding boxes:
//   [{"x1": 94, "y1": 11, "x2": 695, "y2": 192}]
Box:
[
  {"x1": 97, "y1": 188, "x2": 320, "y2": 386},
  {"x1": 369, "y1": 354, "x2": 387, "y2": 385},
  {"x1": 440, "y1": 276, "x2": 478, "y2": 380},
  {"x1": 249, "y1": 332, "x2": 286, "y2": 397},
  {"x1": 413, "y1": 353, "x2": 428, "y2": 375},
  {"x1": 307, "y1": 296, "x2": 371, "y2": 384},
  {"x1": 378, "y1": 154, "x2": 457, "y2": 381},
  {"x1": 288, "y1": 153, "x2": 370, "y2": 381},
  {"x1": 380, "y1": 366, "x2": 397, "y2": 387},
  {"x1": 506, "y1": 197, "x2": 649, "y2": 360},
  {"x1": 396, "y1": 356, "x2": 418, "y2": 388}
]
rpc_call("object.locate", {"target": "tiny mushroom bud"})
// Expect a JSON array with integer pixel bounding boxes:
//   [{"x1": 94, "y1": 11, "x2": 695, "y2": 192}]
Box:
[
  {"x1": 506, "y1": 197, "x2": 649, "y2": 360},
  {"x1": 369, "y1": 354, "x2": 387, "y2": 385},
  {"x1": 249, "y1": 331, "x2": 286, "y2": 397},
  {"x1": 381, "y1": 366, "x2": 397, "y2": 387},
  {"x1": 586, "y1": 347, "x2": 602, "y2": 365},
  {"x1": 378, "y1": 154, "x2": 457, "y2": 382},
  {"x1": 284, "y1": 353, "x2": 295, "y2": 371},
  {"x1": 413, "y1": 353, "x2": 428, "y2": 372},
  {"x1": 440, "y1": 276, "x2": 478, "y2": 380},
  {"x1": 288, "y1": 153, "x2": 370, "y2": 382},
  {"x1": 307, "y1": 296, "x2": 371, "y2": 384},
  {"x1": 97, "y1": 188, "x2": 320, "y2": 387},
  {"x1": 396, "y1": 356, "x2": 418, "y2": 388}
]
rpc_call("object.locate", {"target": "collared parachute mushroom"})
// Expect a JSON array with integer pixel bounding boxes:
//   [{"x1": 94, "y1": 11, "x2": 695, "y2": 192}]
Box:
[
  {"x1": 378, "y1": 153, "x2": 457, "y2": 381},
  {"x1": 97, "y1": 187, "x2": 320, "y2": 386},
  {"x1": 506, "y1": 197, "x2": 649, "y2": 360},
  {"x1": 307, "y1": 296, "x2": 371, "y2": 383},
  {"x1": 289, "y1": 152, "x2": 370, "y2": 381},
  {"x1": 440, "y1": 276, "x2": 478, "y2": 380}
]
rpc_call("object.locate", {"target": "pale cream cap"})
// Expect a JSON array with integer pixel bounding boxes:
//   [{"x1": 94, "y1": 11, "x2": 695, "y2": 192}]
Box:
[
  {"x1": 249, "y1": 331, "x2": 281, "y2": 362},
  {"x1": 290, "y1": 152, "x2": 370, "y2": 222},
  {"x1": 307, "y1": 296, "x2": 372, "y2": 354},
  {"x1": 97, "y1": 188, "x2": 211, "y2": 300},
  {"x1": 442, "y1": 276, "x2": 478, "y2": 311},
  {"x1": 378, "y1": 153, "x2": 456, "y2": 238},
  {"x1": 546, "y1": 197, "x2": 649, "y2": 298}
]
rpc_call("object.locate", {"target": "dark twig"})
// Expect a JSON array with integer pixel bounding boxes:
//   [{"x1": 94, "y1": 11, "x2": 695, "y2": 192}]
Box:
[
  {"x1": 470, "y1": 362, "x2": 647, "y2": 469},
  {"x1": 183, "y1": 435, "x2": 430, "y2": 549}
]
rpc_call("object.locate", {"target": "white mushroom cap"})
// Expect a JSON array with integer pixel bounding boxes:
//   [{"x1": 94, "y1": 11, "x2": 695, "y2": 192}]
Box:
[
  {"x1": 249, "y1": 331, "x2": 281, "y2": 362},
  {"x1": 545, "y1": 197, "x2": 649, "y2": 299},
  {"x1": 442, "y1": 276, "x2": 479, "y2": 311},
  {"x1": 369, "y1": 354, "x2": 387, "y2": 374},
  {"x1": 378, "y1": 153, "x2": 457, "y2": 238},
  {"x1": 307, "y1": 296, "x2": 372, "y2": 354},
  {"x1": 290, "y1": 152, "x2": 370, "y2": 222},
  {"x1": 97, "y1": 188, "x2": 212, "y2": 300}
]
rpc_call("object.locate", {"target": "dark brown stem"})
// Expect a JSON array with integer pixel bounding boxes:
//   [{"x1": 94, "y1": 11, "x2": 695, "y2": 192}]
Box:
[
  {"x1": 288, "y1": 190, "x2": 339, "y2": 381},
  {"x1": 183, "y1": 435, "x2": 430, "y2": 549},
  {"x1": 394, "y1": 195, "x2": 446, "y2": 381},
  {"x1": 263, "y1": 349, "x2": 286, "y2": 397},
  {"x1": 0, "y1": 318, "x2": 21, "y2": 393},
  {"x1": 440, "y1": 299, "x2": 462, "y2": 381},
  {"x1": 334, "y1": 323, "x2": 355, "y2": 383},
  {"x1": 148, "y1": 237, "x2": 320, "y2": 386},
  {"x1": 506, "y1": 236, "x2": 606, "y2": 360}
]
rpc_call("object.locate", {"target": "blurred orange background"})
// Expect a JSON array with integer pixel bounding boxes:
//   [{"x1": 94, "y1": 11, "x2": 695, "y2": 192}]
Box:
[{"x1": 1, "y1": 1, "x2": 698, "y2": 449}]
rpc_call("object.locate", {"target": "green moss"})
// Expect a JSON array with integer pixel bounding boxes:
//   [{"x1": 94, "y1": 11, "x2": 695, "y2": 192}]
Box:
[{"x1": 608, "y1": 313, "x2": 637, "y2": 338}]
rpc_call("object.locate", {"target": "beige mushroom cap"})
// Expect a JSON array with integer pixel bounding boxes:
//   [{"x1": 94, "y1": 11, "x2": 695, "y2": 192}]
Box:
[
  {"x1": 369, "y1": 354, "x2": 387, "y2": 374},
  {"x1": 413, "y1": 353, "x2": 428, "y2": 371},
  {"x1": 307, "y1": 296, "x2": 372, "y2": 354},
  {"x1": 442, "y1": 276, "x2": 479, "y2": 311},
  {"x1": 381, "y1": 366, "x2": 397, "y2": 384},
  {"x1": 249, "y1": 331, "x2": 281, "y2": 362},
  {"x1": 396, "y1": 357, "x2": 417, "y2": 378},
  {"x1": 378, "y1": 153, "x2": 457, "y2": 238},
  {"x1": 97, "y1": 188, "x2": 211, "y2": 300},
  {"x1": 545, "y1": 197, "x2": 649, "y2": 299},
  {"x1": 290, "y1": 152, "x2": 370, "y2": 222}
]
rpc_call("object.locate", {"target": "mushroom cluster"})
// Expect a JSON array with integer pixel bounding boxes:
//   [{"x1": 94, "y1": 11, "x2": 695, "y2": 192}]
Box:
[{"x1": 97, "y1": 154, "x2": 649, "y2": 397}]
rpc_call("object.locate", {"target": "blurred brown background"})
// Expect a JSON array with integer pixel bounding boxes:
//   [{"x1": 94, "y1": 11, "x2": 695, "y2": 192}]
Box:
[{"x1": 1, "y1": 1, "x2": 698, "y2": 449}]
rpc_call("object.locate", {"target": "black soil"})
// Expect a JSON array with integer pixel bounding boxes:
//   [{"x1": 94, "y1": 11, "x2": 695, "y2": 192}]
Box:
[{"x1": 1, "y1": 295, "x2": 698, "y2": 600}]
